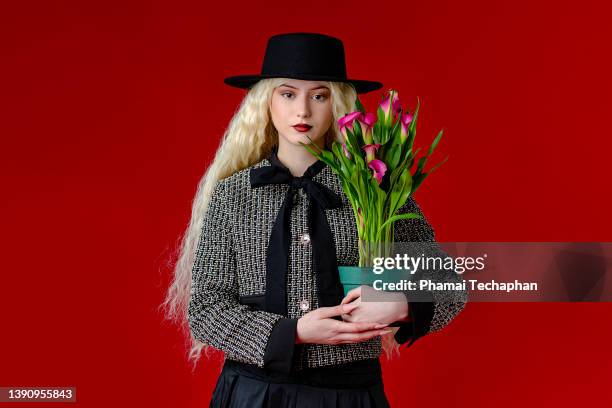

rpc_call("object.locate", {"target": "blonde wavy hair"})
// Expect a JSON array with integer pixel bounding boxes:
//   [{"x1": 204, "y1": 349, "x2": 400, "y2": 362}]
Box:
[{"x1": 162, "y1": 77, "x2": 400, "y2": 370}]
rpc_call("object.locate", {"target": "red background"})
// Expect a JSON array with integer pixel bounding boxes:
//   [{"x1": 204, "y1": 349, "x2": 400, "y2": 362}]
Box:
[{"x1": 1, "y1": 0, "x2": 611, "y2": 406}]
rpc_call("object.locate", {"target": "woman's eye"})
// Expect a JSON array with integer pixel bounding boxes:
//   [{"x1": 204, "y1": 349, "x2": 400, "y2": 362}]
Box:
[{"x1": 279, "y1": 92, "x2": 327, "y2": 101}]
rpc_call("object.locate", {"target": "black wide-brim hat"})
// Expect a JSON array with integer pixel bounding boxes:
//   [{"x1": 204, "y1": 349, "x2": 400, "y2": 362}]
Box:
[{"x1": 223, "y1": 32, "x2": 383, "y2": 94}]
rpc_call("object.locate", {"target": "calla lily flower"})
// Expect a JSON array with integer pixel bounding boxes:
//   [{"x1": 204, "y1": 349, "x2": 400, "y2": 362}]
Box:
[
  {"x1": 338, "y1": 111, "x2": 362, "y2": 136},
  {"x1": 362, "y1": 143, "x2": 381, "y2": 163},
  {"x1": 368, "y1": 159, "x2": 388, "y2": 184},
  {"x1": 338, "y1": 111, "x2": 362, "y2": 141},
  {"x1": 379, "y1": 90, "x2": 401, "y2": 125},
  {"x1": 399, "y1": 112, "x2": 413, "y2": 143},
  {"x1": 362, "y1": 112, "x2": 377, "y2": 127},
  {"x1": 357, "y1": 112, "x2": 377, "y2": 144}
]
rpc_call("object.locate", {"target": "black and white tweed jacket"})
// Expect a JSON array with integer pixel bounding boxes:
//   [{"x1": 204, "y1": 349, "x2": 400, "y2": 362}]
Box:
[{"x1": 188, "y1": 156, "x2": 467, "y2": 373}]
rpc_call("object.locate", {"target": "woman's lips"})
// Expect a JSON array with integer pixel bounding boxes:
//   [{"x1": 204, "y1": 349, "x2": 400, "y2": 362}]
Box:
[{"x1": 293, "y1": 124, "x2": 312, "y2": 132}]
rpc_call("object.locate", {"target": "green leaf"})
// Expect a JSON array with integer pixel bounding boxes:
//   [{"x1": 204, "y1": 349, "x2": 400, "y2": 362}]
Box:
[
  {"x1": 428, "y1": 154, "x2": 449, "y2": 176},
  {"x1": 386, "y1": 115, "x2": 401, "y2": 145},
  {"x1": 388, "y1": 168, "x2": 409, "y2": 214},
  {"x1": 390, "y1": 144, "x2": 402, "y2": 170},
  {"x1": 416, "y1": 156, "x2": 428, "y2": 174},
  {"x1": 353, "y1": 120, "x2": 364, "y2": 145},
  {"x1": 376, "y1": 106, "x2": 386, "y2": 130},
  {"x1": 341, "y1": 178, "x2": 359, "y2": 203},
  {"x1": 377, "y1": 212, "x2": 423, "y2": 234},
  {"x1": 345, "y1": 127, "x2": 361, "y2": 155},
  {"x1": 372, "y1": 121, "x2": 381, "y2": 144},
  {"x1": 354, "y1": 152, "x2": 366, "y2": 172},
  {"x1": 408, "y1": 147, "x2": 421, "y2": 170},
  {"x1": 350, "y1": 166, "x2": 368, "y2": 209},
  {"x1": 301, "y1": 142, "x2": 323, "y2": 159},
  {"x1": 321, "y1": 149, "x2": 333, "y2": 162},
  {"x1": 411, "y1": 172, "x2": 427, "y2": 194},
  {"x1": 388, "y1": 161, "x2": 404, "y2": 190},
  {"x1": 331, "y1": 142, "x2": 349, "y2": 178},
  {"x1": 428, "y1": 129, "x2": 444, "y2": 156},
  {"x1": 413, "y1": 128, "x2": 444, "y2": 177},
  {"x1": 302, "y1": 142, "x2": 339, "y2": 172},
  {"x1": 397, "y1": 170, "x2": 414, "y2": 213}
]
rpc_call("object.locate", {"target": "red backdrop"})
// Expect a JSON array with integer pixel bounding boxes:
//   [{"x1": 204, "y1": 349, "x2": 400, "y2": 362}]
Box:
[{"x1": 1, "y1": 0, "x2": 611, "y2": 406}]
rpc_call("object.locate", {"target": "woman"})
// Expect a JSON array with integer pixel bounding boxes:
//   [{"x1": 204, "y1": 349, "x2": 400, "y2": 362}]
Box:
[{"x1": 164, "y1": 32, "x2": 467, "y2": 407}]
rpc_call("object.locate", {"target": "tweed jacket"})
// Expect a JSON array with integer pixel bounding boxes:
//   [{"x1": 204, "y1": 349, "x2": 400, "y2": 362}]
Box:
[{"x1": 188, "y1": 154, "x2": 467, "y2": 373}]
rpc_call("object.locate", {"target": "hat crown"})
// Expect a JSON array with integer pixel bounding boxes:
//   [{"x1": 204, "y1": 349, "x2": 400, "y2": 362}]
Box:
[
  {"x1": 261, "y1": 33, "x2": 347, "y2": 78},
  {"x1": 223, "y1": 32, "x2": 382, "y2": 94}
]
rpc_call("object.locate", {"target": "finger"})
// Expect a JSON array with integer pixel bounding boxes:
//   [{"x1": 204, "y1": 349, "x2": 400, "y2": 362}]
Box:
[
  {"x1": 341, "y1": 286, "x2": 362, "y2": 304},
  {"x1": 317, "y1": 302, "x2": 358, "y2": 319},
  {"x1": 335, "y1": 329, "x2": 393, "y2": 343},
  {"x1": 341, "y1": 313, "x2": 354, "y2": 323},
  {"x1": 335, "y1": 321, "x2": 389, "y2": 333},
  {"x1": 340, "y1": 287, "x2": 362, "y2": 305}
]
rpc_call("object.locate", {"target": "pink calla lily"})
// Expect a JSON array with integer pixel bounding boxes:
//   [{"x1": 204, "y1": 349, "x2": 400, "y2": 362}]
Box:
[
  {"x1": 368, "y1": 159, "x2": 387, "y2": 184},
  {"x1": 379, "y1": 90, "x2": 401, "y2": 125},
  {"x1": 400, "y1": 113, "x2": 413, "y2": 143},
  {"x1": 338, "y1": 111, "x2": 362, "y2": 130},
  {"x1": 357, "y1": 112, "x2": 377, "y2": 144},
  {"x1": 362, "y1": 112, "x2": 377, "y2": 127},
  {"x1": 362, "y1": 143, "x2": 381, "y2": 163},
  {"x1": 338, "y1": 111, "x2": 362, "y2": 141}
]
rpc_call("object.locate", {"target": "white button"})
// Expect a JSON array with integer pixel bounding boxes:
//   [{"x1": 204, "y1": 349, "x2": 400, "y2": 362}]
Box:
[
  {"x1": 299, "y1": 233, "x2": 311, "y2": 244},
  {"x1": 299, "y1": 299, "x2": 310, "y2": 311}
]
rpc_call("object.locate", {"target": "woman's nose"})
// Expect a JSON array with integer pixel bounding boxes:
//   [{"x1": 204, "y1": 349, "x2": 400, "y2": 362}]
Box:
[{"x1": 296, "y1": 94, "x2": 311, "y2": 118}]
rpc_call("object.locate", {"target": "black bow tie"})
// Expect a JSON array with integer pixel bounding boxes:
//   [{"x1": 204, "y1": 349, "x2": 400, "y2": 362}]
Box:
[{"x1": 250, "y1": 148, "x2": 345, "y2": 316}]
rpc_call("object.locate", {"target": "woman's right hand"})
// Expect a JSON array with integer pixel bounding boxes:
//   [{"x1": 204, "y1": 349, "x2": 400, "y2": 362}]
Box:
[{"x1": 296, "y1": 302, "x2": 392, "y2": 345}]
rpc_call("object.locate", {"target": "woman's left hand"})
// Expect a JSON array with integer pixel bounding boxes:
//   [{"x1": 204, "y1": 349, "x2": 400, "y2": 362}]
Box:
[{"x1": 340, "y1": 285, "x2": 410, "y2": 325}]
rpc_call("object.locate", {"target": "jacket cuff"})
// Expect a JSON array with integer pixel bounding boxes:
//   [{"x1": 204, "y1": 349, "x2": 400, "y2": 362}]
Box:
[
  {"x1": 394, "y1": 292, "x2": 435, "y2": 347},
  {"x1": 263, "y1": 318, "x2": 298, "y2": 374}
]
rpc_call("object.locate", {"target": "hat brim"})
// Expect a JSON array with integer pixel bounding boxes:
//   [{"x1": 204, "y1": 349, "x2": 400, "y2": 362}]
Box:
[{"x1": 224, "y1": 73, "x2": 383, "y2": 94}]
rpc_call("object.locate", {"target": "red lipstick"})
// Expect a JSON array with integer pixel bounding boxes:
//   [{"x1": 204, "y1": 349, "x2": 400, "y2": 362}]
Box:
[{"x1": 293, "y1": 123, "x2": 312, "y2": 132}]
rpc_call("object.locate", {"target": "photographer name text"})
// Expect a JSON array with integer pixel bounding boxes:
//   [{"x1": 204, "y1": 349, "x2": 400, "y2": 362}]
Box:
[{"x1": 374, "y1": 279, "x2": 538, "y2": 292}]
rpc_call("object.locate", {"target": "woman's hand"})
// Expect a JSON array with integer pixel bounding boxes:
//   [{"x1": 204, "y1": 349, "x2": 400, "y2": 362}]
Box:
[
  {"x1": 339, "y1": 285, "x2": 410, "y2": 325},
  {"x1": 296, "y1": 302, "x2": 393, "y2": 345}
]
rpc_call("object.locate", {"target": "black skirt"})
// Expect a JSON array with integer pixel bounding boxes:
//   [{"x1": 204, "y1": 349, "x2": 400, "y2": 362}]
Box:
[{"x1": 210, "y1": 358, "x2": 390, "y2": 408}]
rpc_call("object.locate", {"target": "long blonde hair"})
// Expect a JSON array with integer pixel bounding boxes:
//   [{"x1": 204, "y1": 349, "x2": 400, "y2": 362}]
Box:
[{"x1": 162, "y1": 77, "x2": 400, "y2": 370}]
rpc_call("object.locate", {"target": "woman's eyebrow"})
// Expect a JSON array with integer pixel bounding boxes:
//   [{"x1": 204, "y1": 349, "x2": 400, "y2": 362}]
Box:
[{"x1": 279, "y1": 84, "x2": 330, "y2": 91}]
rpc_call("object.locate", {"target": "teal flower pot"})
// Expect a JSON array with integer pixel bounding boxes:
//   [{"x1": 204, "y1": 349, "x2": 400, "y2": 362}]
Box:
[{"x1": 338, "y1": 266, "x2": 379, "y2": 296}]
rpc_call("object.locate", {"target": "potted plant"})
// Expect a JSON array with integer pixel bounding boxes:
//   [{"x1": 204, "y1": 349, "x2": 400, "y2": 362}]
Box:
[{"x1": 302, "y1": 90, "x2": 446, "y2": 294}]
